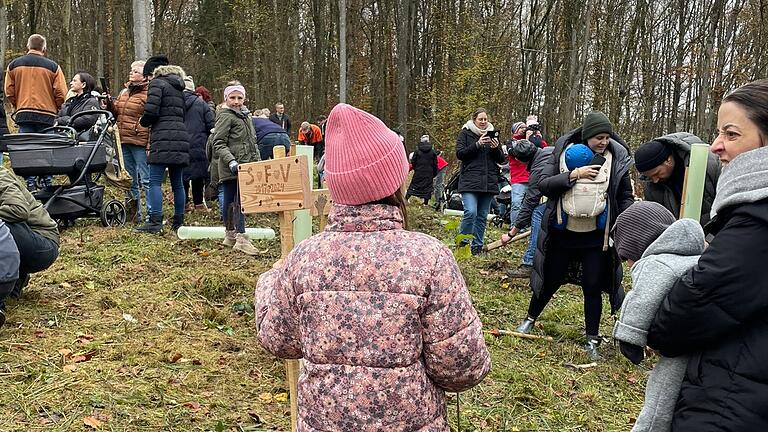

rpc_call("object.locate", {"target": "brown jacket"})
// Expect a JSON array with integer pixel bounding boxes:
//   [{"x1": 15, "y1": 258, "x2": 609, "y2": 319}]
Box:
[
  {"x1": 111, "y1": 81, "x2": 150, "y2": 147},
  {"x1": 4, "y1": 50, "x2": 67, "y2": 125}
]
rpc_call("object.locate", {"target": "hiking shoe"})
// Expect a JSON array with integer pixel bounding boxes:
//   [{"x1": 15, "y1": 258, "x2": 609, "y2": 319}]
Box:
[
  {"x1": 507, "y1": 264, "x2": 533, "y2": 279},
  {"x1": 515, "y1": 317, "x2": 536, "y2": 334},
  {"x1": 584, "y1": 336, "x2": 602, "y2": 361},
  {"x1": 233, "y1": 233, "x2": 259, "y2": 256},
  {"x1": 222, "y1": 230, "x2": 237, "y2": 247}
]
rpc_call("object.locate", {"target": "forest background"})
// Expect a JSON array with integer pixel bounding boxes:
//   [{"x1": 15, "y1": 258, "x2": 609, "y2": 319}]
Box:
[{"x1": 1, "y1": 0, "x2": 766, "y2": 152}]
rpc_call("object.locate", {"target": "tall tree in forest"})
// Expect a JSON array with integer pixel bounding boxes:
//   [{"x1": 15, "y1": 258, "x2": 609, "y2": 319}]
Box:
[{"x1": 132, "y1": 0, "x2": 152, "y2": 59}]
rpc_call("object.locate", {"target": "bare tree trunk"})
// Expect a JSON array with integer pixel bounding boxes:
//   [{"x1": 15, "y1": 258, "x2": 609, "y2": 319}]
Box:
[
  {"x1": 396, "y1": 0, "x2": 412, "y2": 137},
  {"x1": 339, "y1": 0, "x2": 346, "y2": 103},
  {"x1": 0, "y1": 0, "x2": 7, "y2": 72},
  {"x1": 132, "y1": 0, "x2": 152, "y2": 58}
]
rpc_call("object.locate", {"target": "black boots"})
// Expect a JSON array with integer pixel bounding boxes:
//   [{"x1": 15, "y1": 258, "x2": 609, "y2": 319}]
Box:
[
  {"x1": 516, "y1": 317, "x2": 536, "y2": 334},
  {"x1": 135, "y1": 214, "x2": 163, "y2": 234},
  {"x1": 171, "y1": 214, "x2": 184, "y2": 231}
]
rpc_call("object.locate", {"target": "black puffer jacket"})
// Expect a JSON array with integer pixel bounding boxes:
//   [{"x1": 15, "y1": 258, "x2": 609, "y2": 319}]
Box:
[
  {"x1": 648, "y1": 146, "x2": 768, "y2": 431},
  {"x1": 642, "y1": 132, "x2": 720, "y2": 225},
  {"x1": 514, "y1": 146, "x2": 554, "y2": 230},
  {"x1": 407, "y1": 141, "x2": 438, "y2": 199},
  {"x1": 530, "y1": 128, "x2": 634, "y2": 313},
  {"x1": 455, "y1": 124, "x2": 506, "y2": 194},
  {"x1": 140, "y1": 65, "x2": 190, "y2": 166},
  {"x1": 57, "y1": 92, "x2": 100, "y2": 132},
  {"x1": 183, "y1": 91, "x2": 214, "y2": 180}
]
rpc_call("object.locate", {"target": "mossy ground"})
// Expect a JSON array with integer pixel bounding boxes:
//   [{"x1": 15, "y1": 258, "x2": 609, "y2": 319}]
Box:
[{"x1": 0, "y1": 190, "x2": 646, "y2": 431}]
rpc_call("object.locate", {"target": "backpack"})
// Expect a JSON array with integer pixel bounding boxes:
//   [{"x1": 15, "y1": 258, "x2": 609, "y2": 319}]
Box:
[{"x1": 554, "y1": 145, "x2": 612, "y2": 232}]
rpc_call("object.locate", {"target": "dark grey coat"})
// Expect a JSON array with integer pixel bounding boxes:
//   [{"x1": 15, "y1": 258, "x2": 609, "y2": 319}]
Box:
[
  {"x1": 514, "y1": 146, "x2": 554, "y2": 230},
  {"x1": 529, "y1": 128, "x2": 635, "y2": 313},
  {"x1": 642, "y1": 132, "x2": 720, "y2": 225}
]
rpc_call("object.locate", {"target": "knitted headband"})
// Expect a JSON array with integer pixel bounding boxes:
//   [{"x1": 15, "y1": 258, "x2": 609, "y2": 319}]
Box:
[{"x1": 224, "y1": 85, "x2": 246, "y2": 99}]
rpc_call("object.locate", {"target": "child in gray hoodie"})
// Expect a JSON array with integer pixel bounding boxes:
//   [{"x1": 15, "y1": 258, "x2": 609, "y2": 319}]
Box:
[{"x1": 612, "y1": 201, "x2": 706, "y2": 432}]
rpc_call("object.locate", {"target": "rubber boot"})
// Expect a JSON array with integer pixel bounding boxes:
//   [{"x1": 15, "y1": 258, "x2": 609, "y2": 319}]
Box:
[
  {"x1": 515, "y1": 317, "x2": 536, "y2": 334},
  {"x1": 135, "y1": 214, "x2": 163, "y2": 234},
  {"x1": 222, "y1": 230, "x2": 236, "y2": 247},
  {"x1": 584, "y1": 336, "x2": 602, "y2": 361},
  {"x1": 233, "y1": 233, "x2": 259, "y2": 256},
  {"x1": 171, "y1": 214, "x2": 184, "y2": 231}
]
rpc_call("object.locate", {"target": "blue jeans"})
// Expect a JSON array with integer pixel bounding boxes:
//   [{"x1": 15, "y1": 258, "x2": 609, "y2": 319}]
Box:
[
  {"x1": 17, "y1": 123, "x2": 53, "y2": 188},
  {"x1": 509, "y1": 183, "x2": 528, "y2": 226},
  {"x1": 122, "y1": 145, "x2": 151, "y2": 218},
  {"x1": 522, "y1": 203, "x2": 546, "y2": 266},
  {"x1": 218, "y1": 184, "x2": 225, "y2": 222},
  {"x1": 147, "y1": 164, "x2": 185, "y2": 218},
  {"x1": 221, "y1": 180, "x2": 245, "y2": 233},
  {"x1": 258, "y1": 133, "x2": 290, "y2": 160},
  {"x1": 460, "y1": 192, "x2": 494, "y2": 252}
]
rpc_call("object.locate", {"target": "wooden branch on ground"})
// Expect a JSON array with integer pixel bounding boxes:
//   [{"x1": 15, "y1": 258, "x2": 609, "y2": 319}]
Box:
[{"x1": 485, "y1": 329, "x2": 554, "y2": 341}]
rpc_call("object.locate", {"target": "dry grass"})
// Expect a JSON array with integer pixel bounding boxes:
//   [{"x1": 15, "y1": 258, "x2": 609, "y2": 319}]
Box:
[{"x1": 0, "y1": 197, "x2": 647, "y2": 431}]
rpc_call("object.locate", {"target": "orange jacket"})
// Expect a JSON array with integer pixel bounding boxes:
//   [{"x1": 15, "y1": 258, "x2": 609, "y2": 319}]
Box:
[
  {"x1": 4, "y1": 50, "x2": 67, "y2": 125},
  {"x1": 298, "y1": 124, "x2": 323, "y2": 145},
  {"x1": 110, "y1": 81, "x2": 150, "y2": 147}
]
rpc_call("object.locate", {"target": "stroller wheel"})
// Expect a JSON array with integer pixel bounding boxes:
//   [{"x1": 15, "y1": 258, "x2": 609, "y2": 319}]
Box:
[{"x1": 101, "y1": 199, "x2": 127, "y2": 227}]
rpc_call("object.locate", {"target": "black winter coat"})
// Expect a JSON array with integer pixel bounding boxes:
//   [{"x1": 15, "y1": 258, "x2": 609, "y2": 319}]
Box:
[
  {"x1": 647, "y1": 197, "x2": 768, "y2": 431},
  {"x1": 530, "y1": 128, "x2": 634, "y2": 313},
  {"x1": 57, "y1": 93, "x2": 100, "y2": 132},
  {"x1": 407, "y1": 141, "x2": 438, "y2": 199},
  {"x1": 140, "y1": 65, "x2": 190, "y2": 166},
  {"x1": 182, "y1": 91, "x2": 214, "y2": 180},
  {"x1": 642, "y1": 132, "x2": 720, "y2": 225},
  {"x1": 269, "y1": 113, "x2": 291, "y2": 135},
  {"x1": 514, "y1": 146, "x2": 554, "y2": 230},
  {"x1": 455, "y1": 127, "x2": 506, "y2": 194}
]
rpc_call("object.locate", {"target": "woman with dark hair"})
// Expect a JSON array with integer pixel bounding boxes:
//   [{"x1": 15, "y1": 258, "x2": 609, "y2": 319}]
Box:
[
  {"x1": 57, "y1": 71, "x2": 100, "y2": 132},
  {"x1": 515, "y1": 111, "x2": 634, "y2": 360},
  {"x1": 255, "y1": 103, "x2": 490, "y2": 431},
  {"x1": 456, "y1": 107, "x2": 505, "y2": 255},
  {"x1": 195, "y1": 85, "x2": 216, "y2": 113},
  {"x1": 647, "y1": 79, "x2": 768, "y2": 431}
]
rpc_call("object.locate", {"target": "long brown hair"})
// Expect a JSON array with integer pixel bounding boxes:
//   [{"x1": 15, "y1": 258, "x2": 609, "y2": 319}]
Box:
[{"x1": 372, "y1": 188, "x2": 409, "y2": 229}]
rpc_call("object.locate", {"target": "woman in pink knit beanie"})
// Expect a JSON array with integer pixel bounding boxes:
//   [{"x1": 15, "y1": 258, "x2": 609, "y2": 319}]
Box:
[{"x1": 255, "y1": 103, "x2": 491, "y2": 431}]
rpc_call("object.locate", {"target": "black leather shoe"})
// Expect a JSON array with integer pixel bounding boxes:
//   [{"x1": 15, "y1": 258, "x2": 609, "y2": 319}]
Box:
[{"x1": 515, "y1": 317, "x2": 535, "y2": 334}]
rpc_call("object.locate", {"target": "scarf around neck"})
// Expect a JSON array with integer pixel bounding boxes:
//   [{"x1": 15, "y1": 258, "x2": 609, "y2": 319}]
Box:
[
  {"x1": 711, "y1": 145, "x2": 768, "y2": 218},
  {"x1": 463, "y1": 120, "x2": 495, "y2": 137}
]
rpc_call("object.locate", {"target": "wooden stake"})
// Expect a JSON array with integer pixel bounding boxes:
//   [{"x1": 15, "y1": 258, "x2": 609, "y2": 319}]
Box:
[
  {"x1": 274, "y1": 145, "x2": 287, "y2": 159},
  {"x1": 484, "y1": 231, "x2": 531, "y2": 252},
  {"x1": 485, "y1": 328, "x2": 554, "y2": 341},
  {"x1": 678, "y1": 166, "x2": 690, "y2": 218},
  {"x1": 279, "y1": 210, "x2": 300, "y2": 431}
]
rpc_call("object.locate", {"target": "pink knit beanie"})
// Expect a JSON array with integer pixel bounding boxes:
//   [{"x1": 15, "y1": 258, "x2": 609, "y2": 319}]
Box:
[{"x1": 324, "y1": 103, "x2": 409, "y2": 205}]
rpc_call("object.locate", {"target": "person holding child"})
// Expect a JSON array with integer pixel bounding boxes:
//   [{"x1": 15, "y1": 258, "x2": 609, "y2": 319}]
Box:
[
  {"x1": 647, "y1": 79, "x2": 768, "y2": 431},
  {"x1": 255, "y1": 103, "x2": 491, "y2": 431},
  {"x1": 515, "y1": 111, "x2": 634, "y2": 360}
]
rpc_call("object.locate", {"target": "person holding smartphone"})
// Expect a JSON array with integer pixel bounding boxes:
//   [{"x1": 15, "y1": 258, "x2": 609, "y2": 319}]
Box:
[
  {"x1": 455, "y1": 108, "x2": 506, "y2": 255},
  {"x1": 515, "y1": 111, "x2": 635, "y2": 360}
]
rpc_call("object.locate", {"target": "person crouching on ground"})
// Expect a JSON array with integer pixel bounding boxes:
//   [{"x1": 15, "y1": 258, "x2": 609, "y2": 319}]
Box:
[
  {"x1": 0, "y1": 166, "x2": 59, "y2": 326},
  {"x1": 211, "y1": 84, "x2": 261, "y2": 255},
  {"x1": 612, "y1": 201, "x2": 705, "y2": 432},
  {"x1": 255, "y1": 103, "x2": 491, "y2": 431}
]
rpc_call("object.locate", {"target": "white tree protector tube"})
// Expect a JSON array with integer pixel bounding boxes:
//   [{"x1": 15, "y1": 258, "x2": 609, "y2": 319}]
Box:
[{"x1": 176, "y1": 226, "x2": 276, "y2": 240}]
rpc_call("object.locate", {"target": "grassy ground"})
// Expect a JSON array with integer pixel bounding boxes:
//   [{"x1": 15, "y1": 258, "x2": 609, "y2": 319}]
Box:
[{"x1": 0, "y1": 192, "x2": 647, "y2": 431}]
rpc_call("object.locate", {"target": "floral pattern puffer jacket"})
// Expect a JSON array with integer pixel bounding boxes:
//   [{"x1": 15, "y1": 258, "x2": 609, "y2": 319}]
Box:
[{"x1": 256, "y1": 204, "x2": 491, "y2": 431}]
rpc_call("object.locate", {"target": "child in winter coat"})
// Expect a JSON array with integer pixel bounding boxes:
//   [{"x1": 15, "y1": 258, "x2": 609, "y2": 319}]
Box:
[
  {"x1": 612, "y1": 201, "x2": 705, "y2": 432},
  {"x1": 255, "y1": 103, "x2": 491, "y2": 431},
  {"x1": 210, "y1": 84, "x2": 261, "y2": 255}
]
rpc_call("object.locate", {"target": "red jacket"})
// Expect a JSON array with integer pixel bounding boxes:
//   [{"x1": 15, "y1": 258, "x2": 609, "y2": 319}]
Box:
[{"x1": 508, "y1": 132, "x2": 548, "y2": 184}]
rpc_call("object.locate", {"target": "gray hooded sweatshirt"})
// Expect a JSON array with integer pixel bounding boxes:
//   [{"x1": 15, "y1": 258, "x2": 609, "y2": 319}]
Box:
[
  {"x1": 613, "y1": 218, "x2": 705, "y2": 432},
  {"x1": 0, "y1": 220, "x2": 19, "y2": 288}
]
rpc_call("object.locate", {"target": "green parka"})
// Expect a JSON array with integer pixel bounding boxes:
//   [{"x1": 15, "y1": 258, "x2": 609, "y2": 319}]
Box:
[
  {"x1": 0, "y1": 167, "x2": 59, "y2": 244},
  {"x1": 212, "y1": 107, "x2": 260, "y2": 183}
]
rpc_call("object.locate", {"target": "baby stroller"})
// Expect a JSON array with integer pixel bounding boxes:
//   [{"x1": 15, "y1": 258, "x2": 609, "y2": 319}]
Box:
[
  {"x1": 3, "y1": 110, "x2": 127, "y2": 228},
  {"x1": 443, "y1": 170, "x2": 464, "y2": 211}
]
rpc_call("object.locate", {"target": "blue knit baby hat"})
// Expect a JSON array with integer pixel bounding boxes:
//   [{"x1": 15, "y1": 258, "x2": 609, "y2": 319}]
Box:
[{"x1": 564, "y1": 144, "x2": 594, "y2": 170}]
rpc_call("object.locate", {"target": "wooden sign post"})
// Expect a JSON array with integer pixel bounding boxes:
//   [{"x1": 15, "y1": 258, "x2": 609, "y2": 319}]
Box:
[{"x1": 238, "y1": 146, "x2": 311, "y2": 431}]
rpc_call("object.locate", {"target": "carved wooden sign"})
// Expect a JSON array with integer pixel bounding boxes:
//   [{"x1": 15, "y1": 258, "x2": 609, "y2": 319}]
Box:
[
  {"x1": 237, "y1": 155, "x2": 311, "y2": 214},
  {"x1": 310, "y1": 189, "x2": 333, "y2": 216}
]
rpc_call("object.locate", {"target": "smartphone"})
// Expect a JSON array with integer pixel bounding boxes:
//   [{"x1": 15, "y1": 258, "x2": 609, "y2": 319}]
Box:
[
  {"x1": 589, "y1": 153, "x2": 607, "y2": 166},
  {"x1": 485, "y1": 130, "x2": 500, "y2": 139}
]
